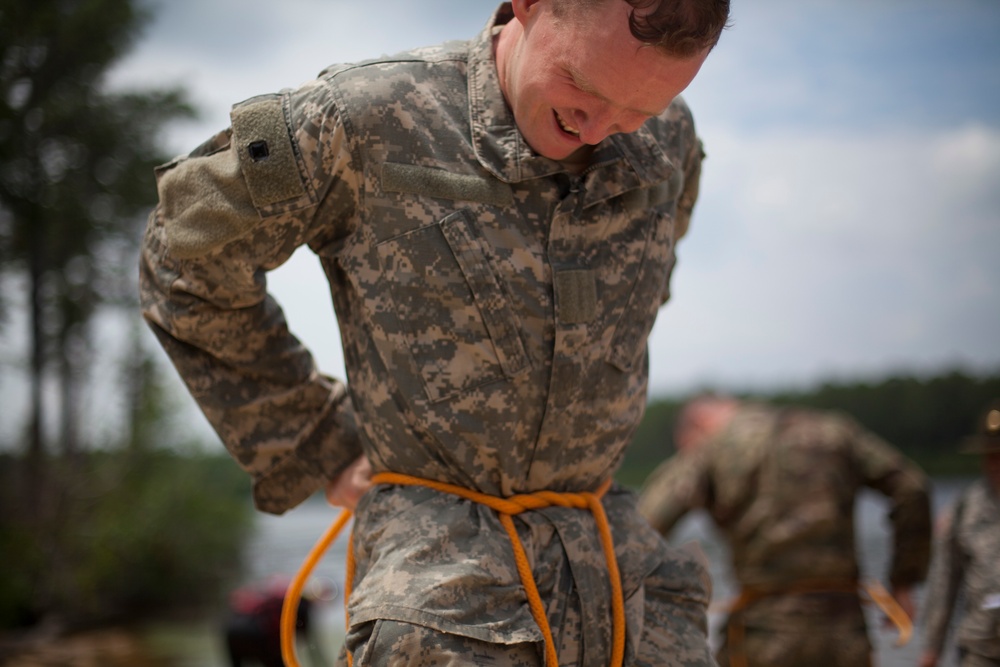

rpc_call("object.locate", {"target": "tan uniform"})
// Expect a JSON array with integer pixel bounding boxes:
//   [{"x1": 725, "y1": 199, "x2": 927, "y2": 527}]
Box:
[
  {"x1": 140, "y1": 4, "x2": 715, "y2": 665},
  {"x1": 638, "y1": 403, "x2": 931, "y2": 667}
]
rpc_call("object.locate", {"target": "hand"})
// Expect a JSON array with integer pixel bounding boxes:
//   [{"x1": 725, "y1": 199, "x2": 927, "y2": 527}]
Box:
[
  {"x1": 918, "y1": 649, "x2": 938, "y2": 667},
  {"x1": 325, "y1": 455, "x2": 372, "y2": 510}
]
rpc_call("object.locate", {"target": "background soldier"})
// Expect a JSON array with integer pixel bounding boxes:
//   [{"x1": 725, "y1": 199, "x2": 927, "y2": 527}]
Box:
[
  {"x1": 139, "y1": 0, "x2": 731, "y2": 664},
  {"x1": 919, "y1": 398, "x2": 1000, "y2": 667},
  {"x1": 638, "y1": 394, "x2": 932, "y2": 667}
]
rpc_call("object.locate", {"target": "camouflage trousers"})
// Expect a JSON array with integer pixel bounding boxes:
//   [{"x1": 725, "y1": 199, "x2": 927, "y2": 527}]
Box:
[
  {"x1": 713, "y1": 598, "x2": 871, "y2": 667},
  {"x1": 336, "y1": 555, "x2": 717, "y2": 667},
  {"x1": 713, "y1": 625, "x2": 870, "y2": 667}
]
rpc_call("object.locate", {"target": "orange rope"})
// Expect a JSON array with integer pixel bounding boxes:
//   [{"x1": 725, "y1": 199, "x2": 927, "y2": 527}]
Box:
[
  {"x1": 862, "y1": 580, "x2": 912, "y2": 647},
  {"x1": 281, "y1": 472, "x2": 627, "y2": 667},
  {"x1": 372, "y1": 472, "x2": 624, "y2": 667},
  {"x1": 281, "y1": 508, "x2": 354, "y2": 667}
]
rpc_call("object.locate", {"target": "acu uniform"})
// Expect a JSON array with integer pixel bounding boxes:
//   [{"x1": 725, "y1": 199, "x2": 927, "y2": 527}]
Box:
[
  {"x1": 637, "y1": 403, "x2": 931, "y2": 667},
  {"x1": 921, "y1": 399, "x2": 1000, "y2": 667},
  {"x1": 921, "y1": 480, "x2": 1000, "y2": 666},
  {"x1": 140, "y1": 5, "x2": 714, "y2": 666}
]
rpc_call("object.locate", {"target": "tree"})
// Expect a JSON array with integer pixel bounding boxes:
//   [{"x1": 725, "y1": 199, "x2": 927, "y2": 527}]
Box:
[
  {"x1": 0, "y1": 0, "x2": 194, "y2": 504},
  {"x1": 0, "y1": 3, "x2": 259, "y2": 634}
]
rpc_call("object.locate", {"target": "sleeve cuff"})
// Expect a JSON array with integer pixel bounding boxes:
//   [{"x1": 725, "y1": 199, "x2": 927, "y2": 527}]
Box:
[{"x1": 251, "y1": 390, "x2": 363, "y2": 514}]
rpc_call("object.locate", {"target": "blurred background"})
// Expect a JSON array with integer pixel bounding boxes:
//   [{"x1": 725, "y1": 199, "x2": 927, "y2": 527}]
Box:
[{"x1": 1, "y1": 0, "x2": 998, "y2": 665}]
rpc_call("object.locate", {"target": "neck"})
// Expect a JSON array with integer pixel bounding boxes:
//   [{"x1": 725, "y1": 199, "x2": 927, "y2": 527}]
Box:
[
  {"x1": 493, "y1": 21, "x2": 520, "y2": 108},
  {"x1": 559, "y1": 146, "x2": 597, "y2": 174}
]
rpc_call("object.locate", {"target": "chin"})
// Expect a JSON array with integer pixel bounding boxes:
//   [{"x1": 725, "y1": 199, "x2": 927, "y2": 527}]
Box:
[
  {"x1": 522, "y1": 126, "x2": 575, "y2": 161},
  {"x1": 537, "y1": 140, "x2": 578, "y2": 161}
]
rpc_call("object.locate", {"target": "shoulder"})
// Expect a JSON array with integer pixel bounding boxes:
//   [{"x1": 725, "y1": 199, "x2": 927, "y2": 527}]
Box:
[
  {"x1": 642, "y1": 94, "x2": 699, "y2": 152},
  {"x1": 939, "y1": 482, "x2": 984, "y2": 533},
  {"x1": 314, "y1": 40, "x2": 472, "y2": 103},
  {"x1": 779, "y1": 407, "x2": 876, "y2": 453},
  {"x1": 229, "y1": 39, "x2": 473, "y2": 136},
  {"x1": 721, "y1": 403, "x2": 781, "y2": 444},
  {"x1": 700, "y1": 406, "x2": 775, "y2": 477},
  {"x1": 962, "y1": 479, "x2": 997, "y2": 515}
]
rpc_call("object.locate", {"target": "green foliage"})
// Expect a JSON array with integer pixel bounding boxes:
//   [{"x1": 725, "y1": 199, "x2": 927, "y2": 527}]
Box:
[
  {"x1": 0, "y1": 450, "x2": 253, "y2": 630},
  {"x1": 0, "y1": 0, "x2": 192, "y2": 302},
  {"x1": 617, "y1": 368, "x2": 1000, "y2": 489},
  {"x1": 766, "y1": 370, "x2": 1000, "y2": 458},
  {"x1": 0, "y1": 0, "x2": 267, "y2": 639},
  {"x1": 0, "y1": 0, "x2": 195, "y2": 465}
]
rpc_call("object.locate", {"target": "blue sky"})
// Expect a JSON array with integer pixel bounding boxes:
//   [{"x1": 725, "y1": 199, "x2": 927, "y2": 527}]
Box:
[{"x1": 109, "y1": 0, "x2": 999, "y2": 397}]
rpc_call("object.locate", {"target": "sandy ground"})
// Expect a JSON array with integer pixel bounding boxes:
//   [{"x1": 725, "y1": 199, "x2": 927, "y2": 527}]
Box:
[
  {"x1": 1, "y1": 627, "x2": 166, "y2": 667},
  {"x1": 1, "y1": 615, "x2": 343, "y2": 667}
]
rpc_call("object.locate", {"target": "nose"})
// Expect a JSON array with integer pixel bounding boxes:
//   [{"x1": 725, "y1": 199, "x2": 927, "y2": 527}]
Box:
[
  {"x1": 572, "y1": 105, "x2": 616, "y2": 145},
  {"x1": 572, "y1": 105, "x2": 648, "y2": 145}
]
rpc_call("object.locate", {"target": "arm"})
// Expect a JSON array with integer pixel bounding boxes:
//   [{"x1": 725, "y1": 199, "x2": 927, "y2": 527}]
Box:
[
  {"x1": 637, "y1": 447, "x2": 711, "y2": 537},
  {"x1": 139, "y1": 85, "x2": 364, "y2": 514},
  {"x1": 672, "y1": 135, "x2": 703, "y2": 246},
  {"x1": 851, "y1": 424, "x2": 932, "y2": 589}
]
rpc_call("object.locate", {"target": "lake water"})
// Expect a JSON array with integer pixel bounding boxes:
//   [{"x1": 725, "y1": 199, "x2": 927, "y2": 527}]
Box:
[{"x1": 152, "y1": 476, "x2": 974, "y2": 667}]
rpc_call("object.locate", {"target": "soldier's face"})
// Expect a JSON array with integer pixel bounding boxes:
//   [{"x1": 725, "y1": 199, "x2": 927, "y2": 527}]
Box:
[{"x1": 498, "y1": 0, "x2": 709, "y2": 162}]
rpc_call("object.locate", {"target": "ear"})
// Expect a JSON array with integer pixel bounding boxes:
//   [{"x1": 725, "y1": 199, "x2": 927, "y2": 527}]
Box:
[{"x1": 510, "y1": 0, "x2": 546, "y2": 25}]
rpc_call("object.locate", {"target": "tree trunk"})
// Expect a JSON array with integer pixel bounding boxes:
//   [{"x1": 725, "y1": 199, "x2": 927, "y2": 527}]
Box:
[
  {"x1": 59, "y1": 340, "x2": 81, "y2": 459},
  {"x1": 24, "y1": 203, "x2": 47, "y2": 516}
]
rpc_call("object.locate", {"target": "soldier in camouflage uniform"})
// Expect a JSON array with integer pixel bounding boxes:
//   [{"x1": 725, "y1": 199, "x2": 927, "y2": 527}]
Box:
[
  {"x1": 139, "y1": 1, "x2": 731, "y2": 664},
  {"x1": 920, "y1": 399, "x2": 1000, "y2": 667},
  {"x1": 637, "y1": 396, "x2": 931, "y2": 667}
]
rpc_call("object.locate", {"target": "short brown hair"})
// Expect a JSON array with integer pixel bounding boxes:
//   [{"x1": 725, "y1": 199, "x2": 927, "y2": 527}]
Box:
[
  {"x1": 558, "y1": 0, "x2": 731, "y2": 56},
  {"x1": 627, "y1": 0, "x2": 730, "y2": 55}
]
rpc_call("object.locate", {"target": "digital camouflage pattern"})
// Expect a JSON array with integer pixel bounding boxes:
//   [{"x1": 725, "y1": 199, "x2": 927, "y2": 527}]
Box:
[
  {"x1": 140, "y1": 4, "x2": 714, "y2": 665},
  {"x1": 922, "y1": 479, "x2": 1000, "y2": 662},
  {"x1": 637, "y1": 402, "x2": 931, "y2": 665}
]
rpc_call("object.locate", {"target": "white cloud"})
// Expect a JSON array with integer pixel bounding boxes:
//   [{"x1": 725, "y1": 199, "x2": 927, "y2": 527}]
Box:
[{"x1": 648, "y1": 122, "x2": 1000, "y2": 393}]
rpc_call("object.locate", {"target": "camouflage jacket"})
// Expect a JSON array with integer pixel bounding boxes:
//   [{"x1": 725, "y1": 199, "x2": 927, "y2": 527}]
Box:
[
  {"x1": 922, "y1": 479, "x2": 1000, "y2": 659},
  {"x1": 140, "y1": 4, "x2": 708, "y2": 658},
  {"x1": 637, "y1": 404, "x2": 932, "y2": 595}
]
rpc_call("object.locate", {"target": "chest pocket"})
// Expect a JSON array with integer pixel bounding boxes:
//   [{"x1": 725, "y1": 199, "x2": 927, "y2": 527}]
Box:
[{"x1": 376, "y1": 209, "x2": 530, "y2": 403}]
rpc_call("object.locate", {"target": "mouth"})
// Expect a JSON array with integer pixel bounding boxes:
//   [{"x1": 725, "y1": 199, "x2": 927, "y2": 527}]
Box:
[{"x1": 555, "y1": 110, "x2": 580, "y2": 137}]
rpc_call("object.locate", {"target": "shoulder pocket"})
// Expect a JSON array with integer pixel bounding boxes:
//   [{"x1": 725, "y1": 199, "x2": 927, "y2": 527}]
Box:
[{"x1": 230, "y1": 95, "x2": 315, "y2": 213}]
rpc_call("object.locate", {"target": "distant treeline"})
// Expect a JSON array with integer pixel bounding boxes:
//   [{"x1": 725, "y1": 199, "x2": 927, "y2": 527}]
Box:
[{"x1": 616, "y1": 368, "x2": 1000, "y2": 489}]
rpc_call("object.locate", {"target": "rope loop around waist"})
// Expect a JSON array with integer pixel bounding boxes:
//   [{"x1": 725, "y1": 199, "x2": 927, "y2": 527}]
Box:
[
  {"x1": 371, "y1": 472, "x2": 626, "y2": 667},
  {"x1": 281, "y1": 473, "x2": 627, "y2": 667}
]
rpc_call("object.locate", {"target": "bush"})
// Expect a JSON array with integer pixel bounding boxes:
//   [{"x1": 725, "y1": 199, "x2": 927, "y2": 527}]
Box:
[{"x1": 0, "y1": 449, "x2": 254, "y2": 630}]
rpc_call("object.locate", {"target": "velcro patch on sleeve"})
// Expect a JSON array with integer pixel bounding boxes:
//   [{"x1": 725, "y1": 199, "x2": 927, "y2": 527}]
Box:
[
  {"x1": 156, "y1": 147, "x2": 261, "y2": 259},
  {"x1": 231, "y1": 98, "x2": 307, "y2": 209},
  {"x1": 382, "y1": 162, "x2": 514, "y2": 208}
]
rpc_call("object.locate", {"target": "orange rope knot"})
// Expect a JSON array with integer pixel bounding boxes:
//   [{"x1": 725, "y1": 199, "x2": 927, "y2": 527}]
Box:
[{"x1": 281, "y1": 472, "x2": 627, "y2": 667}]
